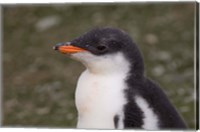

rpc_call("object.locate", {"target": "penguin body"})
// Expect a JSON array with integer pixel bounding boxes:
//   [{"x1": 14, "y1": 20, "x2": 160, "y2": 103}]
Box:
[{"x1": 54, "y1": 27, "x2": 187, "y2": 129}]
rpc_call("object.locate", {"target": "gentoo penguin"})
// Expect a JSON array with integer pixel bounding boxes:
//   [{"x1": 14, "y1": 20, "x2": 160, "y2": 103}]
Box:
[{"x1": 53, "y1": 27, "x2": 187, "y2": 130}]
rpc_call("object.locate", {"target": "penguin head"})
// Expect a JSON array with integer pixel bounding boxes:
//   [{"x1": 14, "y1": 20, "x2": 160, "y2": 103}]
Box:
[{"x1": 54, "y1": 27, "x2": 144, "y2": 76}]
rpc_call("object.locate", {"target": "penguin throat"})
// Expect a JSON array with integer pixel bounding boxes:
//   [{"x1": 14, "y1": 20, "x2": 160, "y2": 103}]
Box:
[{"x1": 81, "y1": 52, "x2": 131, "y2": 75}]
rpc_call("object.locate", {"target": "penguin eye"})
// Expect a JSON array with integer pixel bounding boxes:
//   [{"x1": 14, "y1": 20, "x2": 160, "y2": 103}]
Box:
[{"x1": 96, "y1": 45, "x2": 107, "y2": 51}]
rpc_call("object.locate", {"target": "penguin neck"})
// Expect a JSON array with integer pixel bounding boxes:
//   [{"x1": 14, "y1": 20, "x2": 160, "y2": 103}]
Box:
[
  {"x1": 123, "y1": 47, "x2": 145, "y2": 79},
  {"x1": 82, "y1": 52, "x2": 131, "y2": 76}
]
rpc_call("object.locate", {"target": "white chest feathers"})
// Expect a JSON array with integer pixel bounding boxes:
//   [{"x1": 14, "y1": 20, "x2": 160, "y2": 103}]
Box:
[
  {"x1": 72, "y1": 52, "x2": 130, "y2": 129},
  {"x1": 75, "y1": 70, "x2": 127, "y2": 129}
]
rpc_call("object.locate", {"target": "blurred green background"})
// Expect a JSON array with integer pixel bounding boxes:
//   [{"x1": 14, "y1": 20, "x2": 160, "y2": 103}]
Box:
[{"x1": 3, "y1": 3, "x2": 195, "y2": 129}]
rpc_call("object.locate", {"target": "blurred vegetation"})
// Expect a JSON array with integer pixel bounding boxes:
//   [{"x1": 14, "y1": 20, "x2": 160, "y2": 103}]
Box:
[{"x1": 2, "y1": 3, "x2": 195, "y2": 129}]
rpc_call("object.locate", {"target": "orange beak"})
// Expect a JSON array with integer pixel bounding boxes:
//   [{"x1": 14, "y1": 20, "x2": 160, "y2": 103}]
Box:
[{"x1": 55, "y1": 45, "x2": 86, "y2": 54}]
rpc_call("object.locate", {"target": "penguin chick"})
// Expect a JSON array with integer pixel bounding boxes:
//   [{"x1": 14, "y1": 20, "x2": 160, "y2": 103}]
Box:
[{"x1": 54, "y1": 27, "x2": 187, "y2": 130}]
